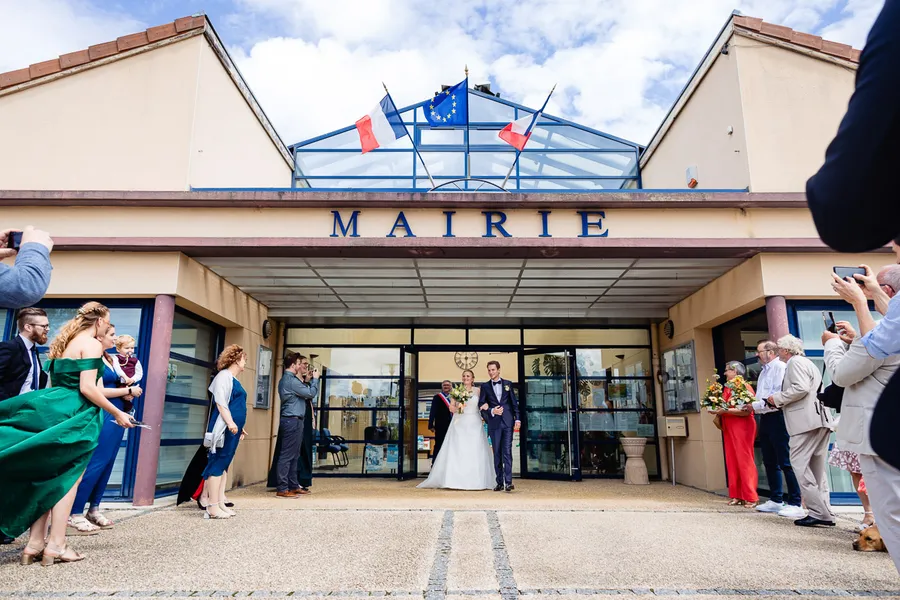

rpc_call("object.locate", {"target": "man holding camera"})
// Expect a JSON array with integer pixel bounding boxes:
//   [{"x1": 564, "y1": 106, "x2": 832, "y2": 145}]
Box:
[
  {"x1": 274, "y1": 352, "x2": 319, "y2": 498},
  {"x1": 0, "y1": 227, "x2": 54, "y2": 309}
]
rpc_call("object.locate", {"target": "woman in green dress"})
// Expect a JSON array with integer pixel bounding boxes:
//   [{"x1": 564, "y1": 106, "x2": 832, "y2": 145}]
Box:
[{"x1": 0, "y1": 302, "x2": 135, "y2": 565}]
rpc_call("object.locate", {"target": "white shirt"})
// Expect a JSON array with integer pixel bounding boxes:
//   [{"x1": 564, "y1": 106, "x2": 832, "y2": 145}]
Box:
[
  {"x1": 18, "y1": 334, "x2": 38, "y2": 396},
  {"x1": 491, "y1": 378, "x2": 502, "y2": 414},
  {"x1": 752, "y1": 358, "x2": 787, "y2": 414}
]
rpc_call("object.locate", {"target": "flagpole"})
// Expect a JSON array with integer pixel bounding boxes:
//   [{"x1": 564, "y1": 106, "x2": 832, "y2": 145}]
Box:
[
  {"x1": 500, "y1": 84, "x2": 556, "y2": 190},
  {"x1": 464, "y1": 65, "x2": 469, "y2": 191},
  {"x1": 383, "y1": 82, "x2": 436, "y2": 189}
]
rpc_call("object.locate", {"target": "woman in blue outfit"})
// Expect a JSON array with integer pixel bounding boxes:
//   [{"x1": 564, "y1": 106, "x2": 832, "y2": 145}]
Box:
[
  {"x1": 202, "y1": 344, "x2": 248, "y2": 520},
  {"x1": 67, "y1": 324, "x2": 143, "y2": 534}
]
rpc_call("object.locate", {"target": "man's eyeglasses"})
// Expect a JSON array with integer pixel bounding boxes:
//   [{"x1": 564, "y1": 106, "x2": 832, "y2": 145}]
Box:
[{"x1": 27, "y1": 323, "x2": 50, "y2": 330}]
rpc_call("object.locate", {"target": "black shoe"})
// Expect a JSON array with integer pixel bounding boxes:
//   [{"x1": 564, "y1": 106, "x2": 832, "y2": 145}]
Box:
[
  {"x1": 493, "y1": 484, "x2": 503, "y2": 492},
  {"x1": 794, "y1": 516, "x2": 836, "y2": 527},
  {"x1": 505, "y1": 484, "x2": 515, "y2": 492},
  {"x1": 0, "y1": 535, "x2": 14, "y2": 545},
  {"x1": 224, "y1": 502, "x2": 234, "y2": 508}
]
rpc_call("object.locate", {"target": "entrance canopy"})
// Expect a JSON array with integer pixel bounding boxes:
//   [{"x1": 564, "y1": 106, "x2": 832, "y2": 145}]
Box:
[
  {"x1": 291, "y1": 89, "x2": 642, "y2": 192},
  {"x1": 196, "y1": 256, "x2": 741, "y2": 320}
]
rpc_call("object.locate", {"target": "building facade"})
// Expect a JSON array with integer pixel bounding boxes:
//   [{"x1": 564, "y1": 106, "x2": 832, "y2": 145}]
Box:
[{"x1": 0, "y1": 13, "x2": 885, "y2": 505}]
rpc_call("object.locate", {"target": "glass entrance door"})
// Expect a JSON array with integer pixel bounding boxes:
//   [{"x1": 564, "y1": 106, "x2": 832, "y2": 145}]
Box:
[
  {"x1": 521, "y1": 348, "x2": 580, "y2": 480},
  {"x1": 399, "y1": 348, "x2": 418, "y2": 480}
]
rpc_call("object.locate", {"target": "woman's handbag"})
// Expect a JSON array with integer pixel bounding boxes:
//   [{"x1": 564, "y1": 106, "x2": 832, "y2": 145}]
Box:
[
  {"x1": 712, "y1": 414, "x2": 723, "y2": 430},
  {"x1": 817, "y1": 383, "x2": 844, "y2": 412}
]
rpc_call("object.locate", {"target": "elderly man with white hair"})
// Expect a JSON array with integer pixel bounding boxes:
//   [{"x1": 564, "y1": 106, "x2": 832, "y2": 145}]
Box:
[{"x1": 761, "y1": 335, "x2": 836, "y2": 527}]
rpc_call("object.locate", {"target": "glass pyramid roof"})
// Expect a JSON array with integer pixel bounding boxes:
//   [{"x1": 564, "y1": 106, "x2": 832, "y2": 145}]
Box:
[{"x1": 291, "y1": 89, "x2": 642, "y2": 192}]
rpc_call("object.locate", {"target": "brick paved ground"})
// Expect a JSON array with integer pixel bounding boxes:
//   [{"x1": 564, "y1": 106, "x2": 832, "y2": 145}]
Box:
[{"x1": 0, "y1": 480, "x2": 897, "y2": 600}]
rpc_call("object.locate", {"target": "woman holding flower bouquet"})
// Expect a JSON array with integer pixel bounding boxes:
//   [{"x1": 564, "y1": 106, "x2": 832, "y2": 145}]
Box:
[
  {"x1": 714, "y1": 361, "x2": 760, "y2": 507},
  {"x1": 417, "y1": 370, "x2": 495, "y2": 490}
]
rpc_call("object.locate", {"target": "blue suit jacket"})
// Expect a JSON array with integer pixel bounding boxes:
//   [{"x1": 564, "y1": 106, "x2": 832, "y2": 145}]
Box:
[{"x1": 479, "y1": 379, "x2": 520, "y2": 431}]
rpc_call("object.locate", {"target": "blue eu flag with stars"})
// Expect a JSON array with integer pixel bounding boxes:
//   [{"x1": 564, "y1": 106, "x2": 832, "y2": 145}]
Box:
[{"x1": 425, "y1": 78, "x2": 467, "y2": 126}]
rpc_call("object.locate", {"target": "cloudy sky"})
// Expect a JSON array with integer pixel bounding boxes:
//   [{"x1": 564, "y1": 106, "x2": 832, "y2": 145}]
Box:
[{"x1": 0, "y1": 0, "x2": 884, "y2": 146}]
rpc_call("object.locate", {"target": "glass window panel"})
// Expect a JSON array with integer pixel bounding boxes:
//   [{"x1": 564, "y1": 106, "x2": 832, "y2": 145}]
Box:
[
  {"x1": 579, "y1": 411, "x2": 656, "y2": 436},
  {"x1": 322, "y1": 377, "x2": 400, "y2": 408},
  {"x1": 518, "y1": 178, "x2": 630, "y2": 190},
  {"x1": 297, "y1": 150, "x2": 413, "y2": 178},
  {"x1": 156, "y1": 445, "x2": 199, "y2": 489},
  {"x1": 308, "y1": 178, "x2": 415, "y2": 189},
  {"x1": 420, "y1": 152, "x2": 465, "y2": 177},
  {"x1": 419, "y1": 128, "x2": 464, "y2": 146},
  {"x1": 577, "y1": 380, "x2": 653, "y2": 410},
  {"x1": 518, "y1": 151, "x2": 637, "y2": 178},
  {"x1": 468, "y1": 93, "x2": 516, "y2": 122},
  {"x1": 172, "y1": 312, "x2": 217, "y2": 364},
  {"x1": 1, "y1": 309, "x2": 9, "y2": 339},
  {"x1": 287, "y1": 328, "x2": 410, "y2": 345},
  {"x1": 796, "y1": 308, "x2": 882, "y2": 351},
  {"x1": 414, "y1": 329, "x2": 466, "y2": 344},
  {"x1": 661, "y1": 342, "x2": 699, "y2": 414},
  {"x1": 289, "y1": 347, "x2": 401, "y2": 378},
  {"x1": 468, "y1": 329, "x2": 521, "y2": 345},
  {"x1": 469, "y1": 129, "x2": 511, "y2": 146},
  {"x1": 528, "y1": 123, "x2": 635, "y2": 151},
  {"x1": 298, "y1": 128, "x2": 363, "y2": 150},
  {"x1": 108, "y1": 444, "x2": 126, "y2": 495},
  {"x1": 312, "y1": 440, "x2": 400, "y2": 475},
  {"x1": 579, "y1": 439, "x2": 658, "y2": 477},
  {"x1": 318, "y1": 408, "x2": 401, "y2": 441},
  {"x1": 159, "y1": 402, "x2": 209, "y2": 440},
  {"x1": 576, "y1": 349, "x2": 651, "y2": 378},
  {"x1": 524, "y1": 329, "x2": 649, "y2": 346},
  {"x1": 470, "y1": 152, "x2": 516, "y2": 177},
  {"x1": 40, "y1": 307, "x2": 142, "y2": 348},
  {"x1": 165, "y1": 359, "x2": 214, "y2": 400}
]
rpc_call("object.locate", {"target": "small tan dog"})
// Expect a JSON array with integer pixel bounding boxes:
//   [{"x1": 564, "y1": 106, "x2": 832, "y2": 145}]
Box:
[{"x1": 853, "y1": 525, "x2": 887, "y2": 552}]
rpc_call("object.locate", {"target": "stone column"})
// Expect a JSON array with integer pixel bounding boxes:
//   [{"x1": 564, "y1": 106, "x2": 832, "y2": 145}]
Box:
[
  {"x1": 133, "y1": 295, "x2": 176, "y2": 507},
  {"x1": 765, "y1": 296, "x2": 790, "y2": 342}
]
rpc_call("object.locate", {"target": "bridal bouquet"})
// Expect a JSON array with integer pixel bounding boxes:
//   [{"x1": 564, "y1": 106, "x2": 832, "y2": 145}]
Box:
[
  {"x1": 700, "y1": 371, "x2": 725, "y2": 411},
  {"x1": 724, "y1": 375, "x2": 755, "y2": 408},
  {"x1": 449, "y1": 383, "x2": 469, "y2": 413}
]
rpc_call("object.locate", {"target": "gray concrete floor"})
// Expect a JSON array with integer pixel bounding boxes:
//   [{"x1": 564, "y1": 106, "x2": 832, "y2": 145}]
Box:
[{"x1": 0, "y1": 479, "x2": 897, "y2": 599}]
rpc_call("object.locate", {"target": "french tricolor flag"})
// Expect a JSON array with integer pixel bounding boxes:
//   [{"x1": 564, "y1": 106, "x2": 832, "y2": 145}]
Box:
[
  {"x1": 356, "y1": 95, "x2": 406, "y2": 154},
  {"x1": 498, "y1": 113, "x2": 539, "y2": 151}
]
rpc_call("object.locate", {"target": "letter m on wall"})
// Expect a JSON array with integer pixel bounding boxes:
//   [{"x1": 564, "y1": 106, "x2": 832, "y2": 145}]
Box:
[{"x1": 331, "y1": 211, "x2": 361, "y2": 238}]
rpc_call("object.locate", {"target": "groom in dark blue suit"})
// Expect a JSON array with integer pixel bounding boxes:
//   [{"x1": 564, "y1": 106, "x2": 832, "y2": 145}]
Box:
[{"x1": 479, "y1": 361, "x2": 520, "y2": 492}]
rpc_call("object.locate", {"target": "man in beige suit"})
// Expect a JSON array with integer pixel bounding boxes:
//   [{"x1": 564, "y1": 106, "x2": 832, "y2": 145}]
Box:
[{"x1": 762, "y1": 335, "x2": 836, "y2": 527}]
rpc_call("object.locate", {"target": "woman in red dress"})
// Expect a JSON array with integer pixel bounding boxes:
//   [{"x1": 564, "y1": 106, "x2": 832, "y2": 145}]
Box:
[{"x1": 714, "y1": 361, "x2": 759, "y2": 507}]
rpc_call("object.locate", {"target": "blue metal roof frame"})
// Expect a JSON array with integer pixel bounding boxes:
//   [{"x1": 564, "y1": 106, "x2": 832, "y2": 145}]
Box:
[{"x1": 290, "y1": 88, "x2": 645, "y2": 192}]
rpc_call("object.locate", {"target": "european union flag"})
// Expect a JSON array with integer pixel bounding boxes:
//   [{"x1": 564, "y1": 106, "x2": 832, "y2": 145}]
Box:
[{"x1": 425, "y1": 78, "x2": 467, "y2": 126}]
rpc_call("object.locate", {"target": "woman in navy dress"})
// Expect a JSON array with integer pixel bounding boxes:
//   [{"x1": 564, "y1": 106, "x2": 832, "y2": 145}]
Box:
[
  {"x1": 202, "y1": 344, "x2": 248, "y2": 520},
  {"x1": 68, "y1": 324, "x2": 143, "y2": 534}
]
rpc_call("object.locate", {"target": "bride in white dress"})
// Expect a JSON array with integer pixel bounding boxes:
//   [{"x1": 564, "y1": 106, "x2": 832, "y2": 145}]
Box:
[{"x1": 417, "y1": 369, "x2": 496, "y2": 490}]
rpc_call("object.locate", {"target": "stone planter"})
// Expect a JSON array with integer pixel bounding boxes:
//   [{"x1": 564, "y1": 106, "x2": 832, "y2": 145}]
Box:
[{"x1": 620, "y1": 437, "x2": 650, "y2": 485}]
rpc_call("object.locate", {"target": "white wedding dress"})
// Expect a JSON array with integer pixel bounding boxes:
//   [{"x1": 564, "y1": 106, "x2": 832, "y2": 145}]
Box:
[{"x1": 417, "y1": 388, "x2": 496, "y2": 490}]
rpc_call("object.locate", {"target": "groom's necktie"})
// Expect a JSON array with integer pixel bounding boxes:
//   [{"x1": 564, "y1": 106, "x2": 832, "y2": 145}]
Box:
[{"x1": 30, "y1": 346, "x2": 40, "y2": 391}]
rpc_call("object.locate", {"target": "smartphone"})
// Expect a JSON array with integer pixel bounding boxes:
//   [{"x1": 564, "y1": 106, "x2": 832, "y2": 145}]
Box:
[
  {"x1": 834, "y1": 266, "x2": 866, "y2": 283},
  {"x1": 5, "y1": 231, "x2": 22, "y2": 251},
  {"x1": 823, "y1": 311, "x2": 836, "y2": 334}
]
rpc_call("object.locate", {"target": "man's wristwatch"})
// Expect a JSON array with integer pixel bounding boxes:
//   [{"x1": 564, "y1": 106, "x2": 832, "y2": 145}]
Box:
[{"x1": 127, "y1": 387, "x2": 132, "y2": 396}]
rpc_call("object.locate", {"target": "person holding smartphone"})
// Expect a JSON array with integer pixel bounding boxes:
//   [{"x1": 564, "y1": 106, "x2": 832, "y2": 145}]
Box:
[{"x1": 0, "y1": 226, "x2": 54, "y2": 309}]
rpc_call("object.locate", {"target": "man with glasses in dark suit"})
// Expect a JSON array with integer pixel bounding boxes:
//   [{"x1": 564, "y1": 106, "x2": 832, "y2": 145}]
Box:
[{"x1": 0, "y1": 307, "x2": 51, "y2": 543}]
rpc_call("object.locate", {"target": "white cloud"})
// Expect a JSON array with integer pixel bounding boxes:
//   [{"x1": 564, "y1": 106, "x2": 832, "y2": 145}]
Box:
[
  {"x1": 0, "y1": 0, "x2": 143, "y2": 72},
  {"x1": 0, "y1": 0, "x2": 884, "y2": 147}
]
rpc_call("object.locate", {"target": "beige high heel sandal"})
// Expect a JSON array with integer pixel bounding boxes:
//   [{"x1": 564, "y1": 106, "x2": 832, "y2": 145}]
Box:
[
  {"x1": 40, "y1": 543, "x2": 84, "y2": 566},
  {"x1": 20, "y1": 542, "x2": 45, "y2": 566},
  {"x1": 203, "y1": 502, "x2": 231, "y2": 520}
]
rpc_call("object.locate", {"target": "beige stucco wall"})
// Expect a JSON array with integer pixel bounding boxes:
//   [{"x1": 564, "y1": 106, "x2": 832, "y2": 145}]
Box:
[
  {"x1": 641, "y1": 46, "x2": 750, "y2": 190},
  {"x1": 188, "y1": 42, "x2": 291, "y2": 188},
  {"x1": 0, "y1": 34, "x2": 290, "y2": 192},
  {"x1": 736, "y1": 38, "x2": 855, "y2": 192},
  {"x1": 0, "y1": 37, "x2": 201, "y2": 191}
]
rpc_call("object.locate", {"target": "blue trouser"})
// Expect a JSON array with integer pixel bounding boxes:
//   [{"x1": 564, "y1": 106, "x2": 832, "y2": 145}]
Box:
[
  {"x1": 489, "y1": 427, "x2": 514, "y2": 486},
  {"x1": 758, "y1": 411, "x2": 802, "y2": 506},
  {"x1": 72, "y1": 400, "x2": 127, "y2": 514},
  {"x1": 276, "y1": 417, "x2": 304, "y2": 492}
]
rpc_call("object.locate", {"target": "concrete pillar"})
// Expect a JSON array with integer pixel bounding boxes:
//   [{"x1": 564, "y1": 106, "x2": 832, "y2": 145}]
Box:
[
  {"x1": 765, "y1": 296, "x2": 790, "y2": 342},
  {"x1": 133, "y1": 295, "x2": 176, "y2": 507},
  {"x1": 650, "y1": 323, "x2": 670, "y2": 481}
]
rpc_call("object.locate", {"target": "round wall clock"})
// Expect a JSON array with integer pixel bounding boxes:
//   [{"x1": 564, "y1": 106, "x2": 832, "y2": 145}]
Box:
[{"x1": 454, "y1": 351, "x2": 479, "y2": 370}]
